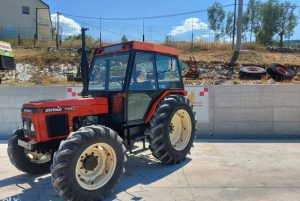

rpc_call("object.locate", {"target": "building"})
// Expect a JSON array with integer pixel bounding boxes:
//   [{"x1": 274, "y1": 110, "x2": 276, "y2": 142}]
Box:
[{"x1": 0, "y1": 0, "x2": 52, "y2": 40}]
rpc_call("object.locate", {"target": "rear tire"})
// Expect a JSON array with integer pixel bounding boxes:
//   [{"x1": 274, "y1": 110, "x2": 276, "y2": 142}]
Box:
[
  {"x1": 51, "y1": 125, "x2": 126, "y2": 201},
  {"x1": 148, "y1": 95, "x2": 196, "y2": 164},
  {"x1": 7, "y1": 127, "x2": 52, "y2": 174}
]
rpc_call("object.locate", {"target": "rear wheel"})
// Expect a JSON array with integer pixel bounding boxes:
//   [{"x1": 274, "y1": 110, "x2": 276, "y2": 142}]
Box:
[
  {"x1": 51, "y1": 125, "x2": 126, "y2": 201},
  {"x1": 7, "y1": 127, "x2": 52, "y2": 174},
  {"x1": 148, "y1": 95, "x2": 196, "y2": 164}
]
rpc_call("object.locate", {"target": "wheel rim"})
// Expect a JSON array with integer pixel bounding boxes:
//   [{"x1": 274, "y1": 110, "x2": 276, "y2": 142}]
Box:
[
  {"x1": 169, "y1": 109, "x2": 192, "y2": 151},
  {"x1": 75, "y1": 143, "x2": 117, "y2": 190},
  {"x1": 24, "y1": 150, "x2": 52, "y2": 164},
  {"x1": 246, "y1": 67, "x2": 260, "y2": 72},
  {"x1": 276, "y1": 66, "x2": 288, "y2": 75}
]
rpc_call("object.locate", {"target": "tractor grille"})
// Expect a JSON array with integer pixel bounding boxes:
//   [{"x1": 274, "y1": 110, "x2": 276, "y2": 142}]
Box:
[
  {"x1": 0, "y1": 56, "x2": 15, "y2": 70},
  {"x1": 46, "y1": 114, "x2": 69, "y2": 138},
  {"x1": 22, "y1": 117, "x2": 36, "y2": 138}
]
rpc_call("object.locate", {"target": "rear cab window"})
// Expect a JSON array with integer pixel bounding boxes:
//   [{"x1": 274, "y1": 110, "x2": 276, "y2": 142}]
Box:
[{"x1": 156, "y1": 54, "x2": 182, "y2": 89}]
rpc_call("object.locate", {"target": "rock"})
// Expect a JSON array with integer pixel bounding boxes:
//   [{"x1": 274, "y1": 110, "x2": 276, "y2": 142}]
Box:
[{"x1": 1, "y1": 62, "x2": 78, "y2": 83}]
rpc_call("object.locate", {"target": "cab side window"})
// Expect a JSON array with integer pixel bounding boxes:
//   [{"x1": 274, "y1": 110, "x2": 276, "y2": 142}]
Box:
[
  {"x1": 156, "y1": 55, "x2": 181, "y2": 89},
  {"x1": 129, "y1": 52, "x2": 157, "y2": 90}
]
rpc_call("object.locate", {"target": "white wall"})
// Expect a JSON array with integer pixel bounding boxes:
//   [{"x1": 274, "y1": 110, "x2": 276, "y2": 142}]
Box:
[
  {"x1": 201, "y1": 85, "x2": 300, "y2": 139},
  {"x1": 0, "y1": 85, "x2": 299, "y2": 140}
]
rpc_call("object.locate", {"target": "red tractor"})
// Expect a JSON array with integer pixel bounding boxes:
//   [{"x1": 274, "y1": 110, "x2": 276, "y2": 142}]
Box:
[{"x1": 7, "y1": 29, "x2": 196, "y2": 201}]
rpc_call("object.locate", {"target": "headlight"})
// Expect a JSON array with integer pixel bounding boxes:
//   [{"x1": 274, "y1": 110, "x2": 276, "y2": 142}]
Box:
[{"x1": 30, "y1": 123, "x2": 35, "y2": 131}]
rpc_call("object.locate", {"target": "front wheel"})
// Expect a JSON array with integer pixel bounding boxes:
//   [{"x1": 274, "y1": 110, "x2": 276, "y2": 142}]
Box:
[
  {"x1": 51, "y1": 125, "x2": 126, "y2": 201},
  {"x1": 148, "y1": 95, "x2": 196, "y2": 164},
  {"x1": 7, "y1": 127, "x2": 53, "y2": 174}
]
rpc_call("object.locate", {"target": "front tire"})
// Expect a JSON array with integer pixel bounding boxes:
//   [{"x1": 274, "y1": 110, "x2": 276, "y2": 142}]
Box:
[
  {"x1": 148, "y1": 95, "x2": 196, "y2": 164},
  {"x1": 51, "y1": 125, "x2": 126, "y2": 201},
  {"x1": 7, "y1": 128, "x2": 52, "y2": 174}
]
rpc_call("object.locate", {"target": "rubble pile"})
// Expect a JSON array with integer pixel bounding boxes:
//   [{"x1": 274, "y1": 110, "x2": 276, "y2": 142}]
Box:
[
  {"x1": 184, "y1": 63, "x2": 300, "y2": 85},
  {"x1": 0, "y1": 63, "x2": 78, "y2": 84}
]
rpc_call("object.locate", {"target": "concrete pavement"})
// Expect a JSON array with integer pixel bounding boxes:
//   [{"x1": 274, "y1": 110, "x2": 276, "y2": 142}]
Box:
[{"x1": 1, "y1": 140, "x2": 300, "y2": 201}]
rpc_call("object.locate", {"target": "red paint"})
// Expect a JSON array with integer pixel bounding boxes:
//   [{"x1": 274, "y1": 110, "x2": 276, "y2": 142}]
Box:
[
  {"x1": 94, "y1": 41, "x2": 179, "y2": 57},
  {"x1": 145, "y1": 90, "x2": 187, "y2": 124},
  {"x1": 199, "y1": 87, "x2": 209, "y2": 96},
  {"x1": 112, "y1": 93, "x2": 126, "y2": 114},
  {"x1": 22, "y1": 98, "x2": 108, "y2": 142}
]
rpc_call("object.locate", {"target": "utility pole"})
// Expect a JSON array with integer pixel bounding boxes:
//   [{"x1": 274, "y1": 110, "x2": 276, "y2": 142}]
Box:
[
  {"x1": 235, "y1": 0, "x2": 243, "y2": 52},
  {"x1": 230, "y1": 0, "x2": 243, "y2": 66},
  {"x1": 56, "y1": 12, "x2": 60, "y2": 49},
  {"x1": 232, "y1": 0, "x2": 237, "y2": 50}
]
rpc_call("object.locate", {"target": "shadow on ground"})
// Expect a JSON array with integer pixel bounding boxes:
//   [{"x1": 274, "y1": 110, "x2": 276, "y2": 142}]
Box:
[{"x1": 0, "y1": 153, "x2": 190, "y2": 201}]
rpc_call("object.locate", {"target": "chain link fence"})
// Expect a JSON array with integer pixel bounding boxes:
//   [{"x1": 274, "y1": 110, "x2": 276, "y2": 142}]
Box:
[{"x1": 0, "y1": 3, "x2": 299, "y2": 51}]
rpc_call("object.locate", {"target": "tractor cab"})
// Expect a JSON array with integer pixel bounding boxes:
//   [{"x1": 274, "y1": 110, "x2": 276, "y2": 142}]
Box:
[{"x1": 86, "y1": 41, "x2": 185, "y2": 144}]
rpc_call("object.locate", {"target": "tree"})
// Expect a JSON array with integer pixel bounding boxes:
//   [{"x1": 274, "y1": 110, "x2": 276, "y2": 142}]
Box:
[
  {"x1": 244, "y1": 0, "x2": 261, "y2": 42},
  {"x1": 242, "y1": 14, "x2": 250, "y2": 41},
  {"x1": 256, "y1": 0, "x2": 281, "y2": 46},
  {"x1": 225, "y1": 11, "x2": 234, "y2": 39},
  {"x1": 121, "y1": 35, "x2": 128, "y2": 43},
  {"x1": 277, "y1": 2, "x2": 298, "y2": 47},
  {"x1": 207, "y1": 2, "x2": 226, "y2": 41}
]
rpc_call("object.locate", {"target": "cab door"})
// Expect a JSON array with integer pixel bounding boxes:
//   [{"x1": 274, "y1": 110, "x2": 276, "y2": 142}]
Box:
[{"x1": 126, "y1": 51, "x2": 160, "y2": 125}]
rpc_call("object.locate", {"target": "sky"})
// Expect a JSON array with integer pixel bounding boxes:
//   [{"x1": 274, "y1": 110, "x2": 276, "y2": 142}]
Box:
[{"x1": 44, "y1": 0, "x2": 300, "y2": 42}]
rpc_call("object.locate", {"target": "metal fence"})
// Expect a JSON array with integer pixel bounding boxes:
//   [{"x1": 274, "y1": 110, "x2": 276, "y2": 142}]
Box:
[{"x1": 0, "y1": 3, "x2": 299, "y2": 50}]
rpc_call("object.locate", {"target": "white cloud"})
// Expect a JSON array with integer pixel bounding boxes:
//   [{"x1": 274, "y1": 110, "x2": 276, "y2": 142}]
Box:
[
  {"x1": 51, "y1": 14, "x2": 81, "y2": 37},
  {"x1": 196, "y1": 34, "x2": 209, "y2": 41},
  {"x1": 169, "y1": 18, "x2": 208, "y2": 36}
]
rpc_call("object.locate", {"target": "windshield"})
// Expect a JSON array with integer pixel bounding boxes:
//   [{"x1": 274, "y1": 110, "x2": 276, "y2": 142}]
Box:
[{"x1": 89, "y1": 52, "x2": 129, "y2": 91}]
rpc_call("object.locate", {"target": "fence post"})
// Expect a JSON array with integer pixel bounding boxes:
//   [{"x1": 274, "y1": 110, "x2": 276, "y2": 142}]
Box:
[
  {"x1": 142, "y1": 18, "x2": 145, "y2": 42},
  {"x1": 59, "y1": 26, "x2": 62, "y2": 46},
  {"x1": 34, "y1": 34, "x2": 37, "y2": 47},
  {"x1": 191, "y1": 18, "x2": 194, "y2": 51},
  {"x1": 99, "y1": 16, "x2": 102, "y2": 46},
  {"x1": 18, "y1": 33, "x2": 21, "y2": 46},
  {"x1": 56, "y1": 12, "x2": 60, "y2": 49}
]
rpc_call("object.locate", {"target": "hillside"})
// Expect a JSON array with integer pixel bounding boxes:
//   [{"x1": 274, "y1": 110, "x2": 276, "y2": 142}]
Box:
[{"x1": 1, "y1": 45, "x2": 300, "y2": 86}]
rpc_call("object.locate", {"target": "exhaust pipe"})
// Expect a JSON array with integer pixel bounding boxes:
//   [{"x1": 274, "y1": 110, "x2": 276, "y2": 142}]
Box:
[{"x1": 81, "y1": 28, "x2": 89, "y2": 97}]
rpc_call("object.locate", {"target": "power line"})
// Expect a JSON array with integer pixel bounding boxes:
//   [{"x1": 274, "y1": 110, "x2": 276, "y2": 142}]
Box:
[{"x1": 62, "y1": 4, "x2": 235, "y2": 21}]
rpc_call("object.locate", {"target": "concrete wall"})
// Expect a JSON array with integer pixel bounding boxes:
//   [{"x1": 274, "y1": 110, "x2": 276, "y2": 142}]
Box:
[
  {"x1": 199, "y1": 85, "x2": 300, "y2": 139},
  {"x1": 0, "y1": 85, "x2": 299, "y2": 139},
  {"x1": 0, "y1": 87, "x2": 66, "y2": 139}
]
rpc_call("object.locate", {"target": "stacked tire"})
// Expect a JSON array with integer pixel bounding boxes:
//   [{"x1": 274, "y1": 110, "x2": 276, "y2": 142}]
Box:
[{"x1": 267, "y1": 63, "x2": 297, "y2": 81}]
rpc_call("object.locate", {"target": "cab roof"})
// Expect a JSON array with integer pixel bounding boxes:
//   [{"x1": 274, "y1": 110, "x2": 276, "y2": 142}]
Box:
[{"x1": 94, "y1": 41, "x2": 179, "y2": 56}]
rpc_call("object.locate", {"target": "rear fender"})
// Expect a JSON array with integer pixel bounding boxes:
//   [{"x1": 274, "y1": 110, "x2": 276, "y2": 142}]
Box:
[{"x1": 145, "y1": 90, "x2": 187, "y2": 124}]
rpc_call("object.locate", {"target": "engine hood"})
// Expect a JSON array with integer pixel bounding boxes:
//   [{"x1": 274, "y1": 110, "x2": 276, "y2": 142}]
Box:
[{"x1": 23, "y1": 97, "x2": 108, "y2": 109}]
